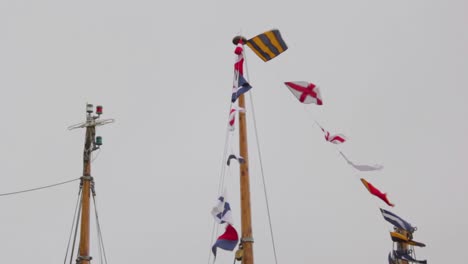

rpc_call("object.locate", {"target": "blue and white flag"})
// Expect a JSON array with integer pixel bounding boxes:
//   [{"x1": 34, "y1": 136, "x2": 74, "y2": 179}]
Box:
[
  {"x1": 393, "y1": 251, "x2": 427, "y2": 264},
  {"x1": 231, "y1": 74, "x2": 252, "y2": 103},
  {"x1": 211, "y1": 192, "x2": 234, "y2": 225},
  {"x1": 381, "y1": 208, "x2": 415, "y2": 233},
  {"x1": 227, "y1": 154, "x2": 245, "y2": 166}
]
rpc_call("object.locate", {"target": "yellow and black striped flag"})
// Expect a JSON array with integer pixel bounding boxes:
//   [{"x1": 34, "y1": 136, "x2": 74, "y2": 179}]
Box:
[{"x1": 246, "y1": 29, "x2": 288, "y2": 62}]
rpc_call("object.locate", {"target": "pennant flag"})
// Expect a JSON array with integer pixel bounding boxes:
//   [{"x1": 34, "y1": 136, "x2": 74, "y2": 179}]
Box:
[
  {"x1": 284, "y1": 81, "x2": 323, "y2": 105},
  {"x1": 228, "y1": 108, "x2": 237, "y2": 131},
  {"x1": 360, "y1": 178, "x2": 394, "y2": 207},
  {"x1": 320, "y1": 127, "x2": 347, "y2": 144},
  {"x1": 339, "y1": 151, "x2": 383, "y2": 171},
  {"x1": 380, "y1": 208, "x2": 415, "y2": 233},
  {"x1": 390, "y1": 232, "x2": 426, "y2": 247},
  {"x1": 246, "y1": 29, "x2": 288, "y2": 62},
  {"x1": 211, "y1": 193, "x2": 234, "y2": 225},
  {"x1": 227, "y1": 154, "x2": 245, "y2": 166},
  {"x1": 212, "y1": 224, "x2": 239, "y2": 257},
  {"x1": 389, "y1": 231, "x2": 408, "y2": 243},
  {"x1": 231, "y1": 75, "x2": 252, "y2": 103},
  {"x1": 393, "y1": 250, "x2": 427, "y2": 264}
]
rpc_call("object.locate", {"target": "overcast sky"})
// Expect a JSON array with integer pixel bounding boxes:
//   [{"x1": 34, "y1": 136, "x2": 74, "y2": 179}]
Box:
[{"x1": 0, "y1": 0, "x2": 467, "y2": 263}]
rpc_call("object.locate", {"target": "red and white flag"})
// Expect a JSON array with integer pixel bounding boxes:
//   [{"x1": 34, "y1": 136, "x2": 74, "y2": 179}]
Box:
[
  {"x1": 228, "y1": 106, "x2": 245, "y2": 131},
  {"x1": 284, "y1": 81, "x2": 323, "y2": 105},
  {"x1": 228, "y1": 108, "x2": 236, "y2": 131},
  {"x1": 234, "y1": 40, "x2": 244, "y2": 75},
  {"x1": 320, "y1": 127, "x2": 346, "y2": 144}
]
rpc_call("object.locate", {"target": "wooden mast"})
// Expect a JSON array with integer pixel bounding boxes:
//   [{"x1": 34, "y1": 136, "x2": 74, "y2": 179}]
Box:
[
  {"x1": 234, "y1": 35, "x2": 254, "y2": 264},
  {"x1": 69, "y1": 103, "x2": 112, "y2": 264},
  {"x1": 395, "y1": 229, "x2": 409, "y2": 264},
  {"x1": 238, "y1": 93, "x2": 254, "y2": 264},
  {"x1": 77, "y1": 107, "x2": 96, "y2": 264}
]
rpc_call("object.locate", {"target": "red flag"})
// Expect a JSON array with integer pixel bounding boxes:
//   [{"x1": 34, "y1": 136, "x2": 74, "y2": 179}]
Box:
[{"x1": 360, "y1": 178, "x2": 394, "y2": 207}]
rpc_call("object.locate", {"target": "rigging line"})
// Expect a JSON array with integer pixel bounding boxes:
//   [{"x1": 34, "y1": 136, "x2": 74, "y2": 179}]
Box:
[
  {"x1": 63, "y1": 187, "x2": 83, "y2": 264},
  {"x1": 244, "y1": 44, "x2": 280, "y2": 264},
  {"x1": 69, "y1": 190, "x2": 83, "y2": 264},
  {"x1": 0, "y1": 178, "x2": 80, "y2": 197},
  {"x1": 218, "y1": 102, "x2": 235, "y2": 195},
  {"x1": 248, "y1": 91, "x2": 279, "y2": 264},
  {"x1": 93, "y1": 196, "x2": 103, "y2": 264},
  {"x1": 95, "y1": 222, "x2": 103, "y2": 264},
  {"x1": 210, "y1": 102, "x2": 235, "y2": 264},
  {"x1": 91, "y1": 148, "x2": 102, "y2": 163},
  {"x1": 208, "y1": 222, "x2": 216, "y2": 264},
  {"x1": 93, "y1": 195, "x2": 109, "y2": 264},
  {"x1": 96, "y1": 205, "x2": 104, "y2": 264}
]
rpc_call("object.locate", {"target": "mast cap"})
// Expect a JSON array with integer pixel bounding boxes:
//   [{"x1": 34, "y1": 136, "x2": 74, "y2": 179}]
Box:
[{"x1": 232, "y1": 36, "x2": 247, "y2": 45}]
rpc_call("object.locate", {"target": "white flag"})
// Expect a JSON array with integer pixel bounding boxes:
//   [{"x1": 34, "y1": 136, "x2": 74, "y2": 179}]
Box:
[{"x1": 339, "y1": 151, "x2": 383, "y2": 171}]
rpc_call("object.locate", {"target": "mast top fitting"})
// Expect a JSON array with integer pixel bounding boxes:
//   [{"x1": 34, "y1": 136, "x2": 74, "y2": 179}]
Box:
[{"x1": 232, "y1": 36, "x2": 247, "y2": 45}]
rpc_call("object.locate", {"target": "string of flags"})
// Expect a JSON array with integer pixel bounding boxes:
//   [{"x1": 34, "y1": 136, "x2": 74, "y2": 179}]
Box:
[
  {"x1": 211, "y1": 28, "x2": 426, "y2": 263},
  {"x1": 231, "y1": 39, "x2": 252, "y2": 103},
  {"x1": 276, "y1": 31, "x2": 427, "y2": 263}
]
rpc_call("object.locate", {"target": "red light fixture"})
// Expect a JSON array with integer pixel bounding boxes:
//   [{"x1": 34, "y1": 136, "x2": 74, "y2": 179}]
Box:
[{"x1": 96, "y1": 105, "x2": 103, "y2": 115}]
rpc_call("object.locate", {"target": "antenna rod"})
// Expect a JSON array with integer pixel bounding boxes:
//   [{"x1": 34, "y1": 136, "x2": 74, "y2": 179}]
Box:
[{"x1": 238, "y1": 93, "x2": 254, "y2": 264}]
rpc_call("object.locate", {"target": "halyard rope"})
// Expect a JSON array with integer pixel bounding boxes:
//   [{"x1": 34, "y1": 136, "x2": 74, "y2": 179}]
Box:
[
  {"x1": 63, "y1": 187, "x2": 82, "y2": 264},
  {"x1": 0, "y1": 178, "x2": 80, "y2": 197}
]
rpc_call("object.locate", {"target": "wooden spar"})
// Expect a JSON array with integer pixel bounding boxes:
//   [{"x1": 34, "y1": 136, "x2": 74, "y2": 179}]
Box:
[
  {"x1": 78, "y1": 124, "x2": 95, "y2": 264},
  {"x1": 68, "y1": 104, "x2": 112, "y2": 264},
  {"x1": 396, "y1": 229, "x2": 409, "y2": 264},
  {"x1": 238, "y1": 92, "x2": 254, "y2": 264}
]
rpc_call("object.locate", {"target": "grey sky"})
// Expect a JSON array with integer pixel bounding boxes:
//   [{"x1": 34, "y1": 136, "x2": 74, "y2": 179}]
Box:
[{"x1": 0, "y1": 0, "x2": 467, "y2": 263}]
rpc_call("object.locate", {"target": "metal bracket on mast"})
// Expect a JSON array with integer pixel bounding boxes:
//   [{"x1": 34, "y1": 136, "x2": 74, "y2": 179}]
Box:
[
  {"x1": 68, "y1": 104, "x2": 115, "y2": 131},
  {"x1": 76, "y1": 255, "x2": 93, "y2": 263},
  {"x1": 241, "y1": 237, "x2": 254, "y2": 243},
  {"x1": 80, "y1": 176, "x2": 93, "y2": 181}
]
